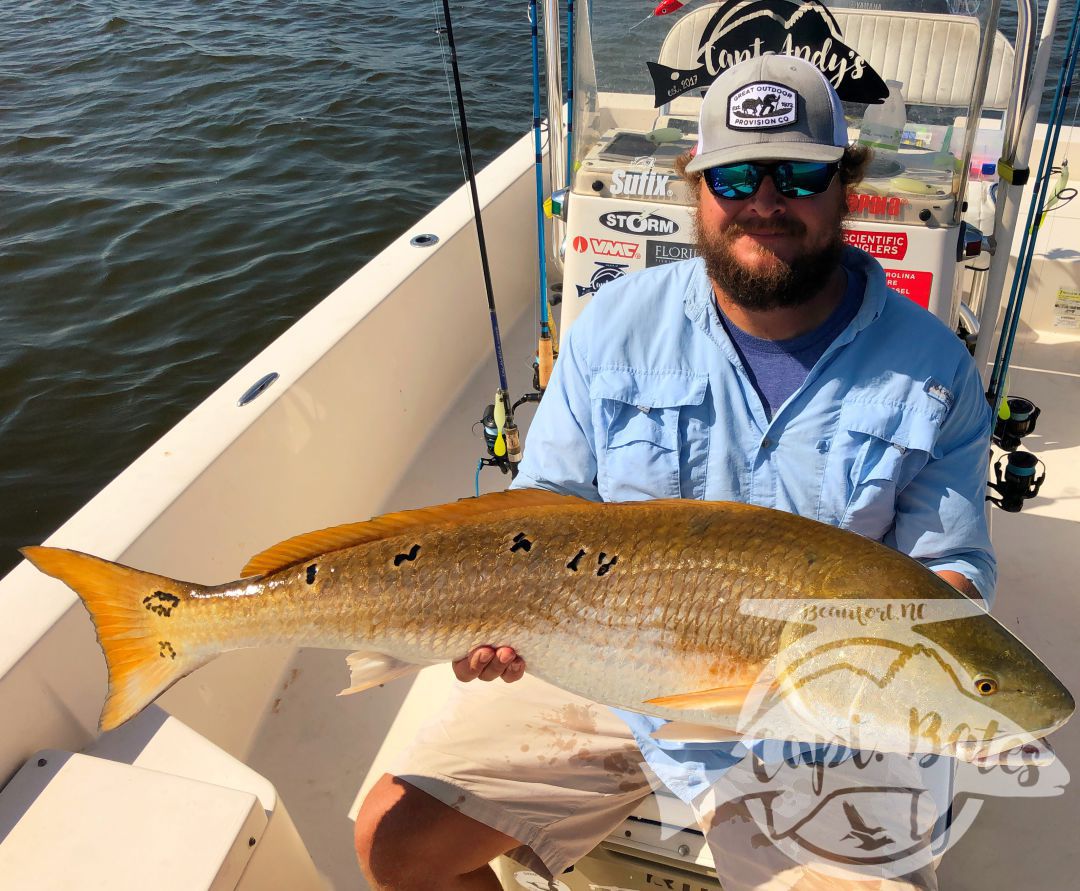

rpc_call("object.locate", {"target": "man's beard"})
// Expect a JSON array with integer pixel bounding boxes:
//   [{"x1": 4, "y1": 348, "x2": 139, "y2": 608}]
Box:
[{"x1": 695, "y1": 206, "x2": 845, "y2": 312}]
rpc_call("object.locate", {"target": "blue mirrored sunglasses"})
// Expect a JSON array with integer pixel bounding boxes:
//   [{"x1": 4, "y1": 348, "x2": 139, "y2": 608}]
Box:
[{"x1": 702, "y1": 161, "x2": 839, "y2": 200}]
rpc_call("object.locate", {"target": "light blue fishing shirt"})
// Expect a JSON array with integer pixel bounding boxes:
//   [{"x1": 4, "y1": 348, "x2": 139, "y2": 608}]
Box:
[{"x1": 510, "y1": 246, "x2": 996, "y2": 803}]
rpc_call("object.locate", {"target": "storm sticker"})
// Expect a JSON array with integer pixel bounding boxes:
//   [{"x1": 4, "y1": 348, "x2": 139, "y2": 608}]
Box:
[{"x1": 599, "y1": 211, "x2": 679, "y2": 236}]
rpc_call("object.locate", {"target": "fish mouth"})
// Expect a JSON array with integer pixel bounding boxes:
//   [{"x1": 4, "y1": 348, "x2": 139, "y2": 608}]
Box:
[{"x1": 954, "y1": 723, "x2": 1066, "y2": 763}]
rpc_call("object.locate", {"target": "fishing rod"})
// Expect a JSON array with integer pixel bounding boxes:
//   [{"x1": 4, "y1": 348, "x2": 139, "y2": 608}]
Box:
[
  {"x1": 432, "y1": 0, "x2": 523, "y2": 481},
  {"x1": 531, "y1": 0, "x2": 555, "y2": 393},
  {"x1": 565, "y1": 0, "x2": 575, "y2": 197},
  {"x1": 986, "y1": 0, "x2": 1080, "y2": 414}
]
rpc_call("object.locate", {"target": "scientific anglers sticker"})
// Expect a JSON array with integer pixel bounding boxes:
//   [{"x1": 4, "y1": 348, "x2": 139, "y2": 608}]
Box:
[
  {"x1": 646, "y1": 239, "x2": 698, "y2": 267},
  {"x1": 646, "y1": 0, "x2": 888, "y2": 108},
  {"x1": 599, "y1": 210, "x2": 680, "y2": 237},
  {"x1": 843, "y1": 229, "x2": 908, "y2": 260},
  {"x1": 728, "y1": 82, "x2": 797, "y2": 129},
  {"x1": 577, "y1": 261, "x2": 629, "y2": 298}
]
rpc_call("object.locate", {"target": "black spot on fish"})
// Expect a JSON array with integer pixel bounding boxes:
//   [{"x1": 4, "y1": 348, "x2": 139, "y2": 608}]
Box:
[
  {"x1": 306, "y1": 564, "x2": 317, "y2": 585},
  {"x1": 510, "y1": 533, "x2": 532, "y2": 553},
  {"x1": 143, "y1": 591, "x2": 180, "y2": 617},
  {"x1": 567, "y1": 549, "x2": 586, "y2": 571},
  {"x1": 158, "y1": 641, "x2": 177, "y2": 660},
  {"x1": 596, "y1": 553, "x2": 618, "y2": 577},
  {"x1": 394, "y1": 544, "x2": 421, "y2": 567}
]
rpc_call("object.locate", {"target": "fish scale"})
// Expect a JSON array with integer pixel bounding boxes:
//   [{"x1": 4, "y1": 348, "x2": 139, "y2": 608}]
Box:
[{"x1": 20, "y1": 490, "x2": 1074, "y2": 758}]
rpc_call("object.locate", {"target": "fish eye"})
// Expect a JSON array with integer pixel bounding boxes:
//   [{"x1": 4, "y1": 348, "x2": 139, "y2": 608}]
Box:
[{"x1": 974, "y1": 676, "x2": 998, "y2": 696}]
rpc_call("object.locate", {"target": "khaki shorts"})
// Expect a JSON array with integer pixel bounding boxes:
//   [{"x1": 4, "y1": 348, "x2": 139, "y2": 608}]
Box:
[
  {"x1": 393, "y1": 675, "x2": 937, "y2": 890},
  {"x1": 392, "y1": 674, "x2": 654, "y2": 878}
]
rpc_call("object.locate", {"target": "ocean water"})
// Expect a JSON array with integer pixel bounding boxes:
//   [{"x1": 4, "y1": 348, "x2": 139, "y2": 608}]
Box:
[
  {"x1": 0, "y1": 0, "x2": 1075, "y2": 576},
  {"x1": 0, "y1": 0, "x2": 534, "y2": 573}
]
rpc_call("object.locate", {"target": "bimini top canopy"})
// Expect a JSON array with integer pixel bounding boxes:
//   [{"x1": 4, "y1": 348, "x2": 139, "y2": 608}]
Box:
[{"x1": 570, "y1": 0, "x2": 1014, "y2": 220}]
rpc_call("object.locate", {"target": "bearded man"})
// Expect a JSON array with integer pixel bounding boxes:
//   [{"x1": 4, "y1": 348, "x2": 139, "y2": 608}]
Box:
[{"x1": 355, "y1": 55, "x2": 994, "y2": 891}]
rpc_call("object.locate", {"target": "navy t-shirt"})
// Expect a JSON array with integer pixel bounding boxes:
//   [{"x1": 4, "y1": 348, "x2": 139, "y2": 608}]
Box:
[{"x1": 717, "y1": 267, "x2": 865, "y2": 419}]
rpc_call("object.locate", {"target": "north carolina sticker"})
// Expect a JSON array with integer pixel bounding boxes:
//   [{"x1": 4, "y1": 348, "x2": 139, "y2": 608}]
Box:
[{"x1": 728, "y1": 81, "x2": 797, "y2": 130}]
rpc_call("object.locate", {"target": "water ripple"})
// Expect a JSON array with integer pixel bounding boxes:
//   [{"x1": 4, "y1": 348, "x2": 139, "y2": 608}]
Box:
[{"x1": 0, "y1": 0, "x2": 534, "y2": 570}]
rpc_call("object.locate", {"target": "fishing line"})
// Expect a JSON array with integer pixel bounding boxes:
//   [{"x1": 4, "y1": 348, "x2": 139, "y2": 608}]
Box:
[
  {"x1": 1052, "y1": 17, "x2": 1080, "y2": 164},
  {"x1": 431, "y1": 0, "x2": 469, "y2": 183}
]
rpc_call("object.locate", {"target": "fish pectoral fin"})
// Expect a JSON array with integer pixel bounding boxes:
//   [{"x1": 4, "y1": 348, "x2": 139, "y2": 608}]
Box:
[
  {"x1": 650, "y1": 722, "x2": 743, "y2": 744},
  {"x1": 643, "y1": 683, "x2": 762, "y2": 714},
  {"x1": 338, "y1": 652, "x2": 420, "y2": 696}
]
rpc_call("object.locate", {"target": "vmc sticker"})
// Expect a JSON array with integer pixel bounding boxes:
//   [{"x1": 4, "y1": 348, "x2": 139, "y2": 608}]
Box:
[
  {"x1": 885, "y1": 269, "x2": 933, "y2": 308},
  {"x1": 843, "y1": 229, "x2": 908, "y2": 260}
]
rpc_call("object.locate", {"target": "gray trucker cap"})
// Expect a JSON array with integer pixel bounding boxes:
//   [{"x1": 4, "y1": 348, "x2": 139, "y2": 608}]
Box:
[{"x1": 685, "y1": 55, "x2": 849, "y2": 172}]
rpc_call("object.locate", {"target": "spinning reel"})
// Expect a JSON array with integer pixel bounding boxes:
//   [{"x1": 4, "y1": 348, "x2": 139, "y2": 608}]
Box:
[{"x1": 987, "y1": 450, "x2": 1045, "y2": 512}]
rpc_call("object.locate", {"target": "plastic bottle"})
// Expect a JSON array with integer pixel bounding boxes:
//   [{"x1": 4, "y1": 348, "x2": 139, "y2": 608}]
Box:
[{"x1": 858, "y1": 81, "x2": 906, "y2": 154}]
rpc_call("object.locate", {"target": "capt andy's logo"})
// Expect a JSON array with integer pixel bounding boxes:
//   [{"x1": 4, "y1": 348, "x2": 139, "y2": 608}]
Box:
[
  {"x1": 646, "y1": 0, "x2": 888, "y2": 107},
  {"x1": 577, "y1": 261, "x2": 629, "y2": 298},
  {"x1": 728, "y1": 82, "x2": 797, "y2": 129}
]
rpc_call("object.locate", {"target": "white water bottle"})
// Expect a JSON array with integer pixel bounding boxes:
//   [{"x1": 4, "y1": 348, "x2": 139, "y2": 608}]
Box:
[{"x1": 859, "y1": 80, "x2": 906, "y2": 154}]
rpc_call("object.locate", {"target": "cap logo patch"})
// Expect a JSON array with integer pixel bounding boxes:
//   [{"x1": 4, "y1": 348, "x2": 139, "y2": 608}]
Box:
[{"x1": 728, "y1": 81, "x2": 797, "y2": 130}]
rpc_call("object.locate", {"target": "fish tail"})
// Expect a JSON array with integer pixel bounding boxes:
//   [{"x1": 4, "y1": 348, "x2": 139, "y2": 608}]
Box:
[{"x1": 21, "y1": 546, "x2": 212, "y2": 732}]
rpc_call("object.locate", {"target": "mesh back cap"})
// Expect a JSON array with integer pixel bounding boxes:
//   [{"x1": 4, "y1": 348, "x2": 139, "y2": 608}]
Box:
[{"x1": 685, "y1": 55, "x2": 848, "y2": 172}]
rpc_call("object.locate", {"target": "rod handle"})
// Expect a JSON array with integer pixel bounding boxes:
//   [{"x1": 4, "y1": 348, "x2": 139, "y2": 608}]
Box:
[{"x1": 538, "y1": 335, "x2": 555, "y2": 391}]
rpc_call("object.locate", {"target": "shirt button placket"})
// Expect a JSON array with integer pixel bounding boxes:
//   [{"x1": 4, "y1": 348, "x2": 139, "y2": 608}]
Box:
[{"x1": 754, "y1": 434, "x2": 777, "y2": 507}]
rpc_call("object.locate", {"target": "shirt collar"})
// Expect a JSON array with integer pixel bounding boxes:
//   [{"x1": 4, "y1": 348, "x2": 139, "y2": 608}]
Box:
[{"x1": 683, "y1": 246, "x2": 887, "y2": 345}]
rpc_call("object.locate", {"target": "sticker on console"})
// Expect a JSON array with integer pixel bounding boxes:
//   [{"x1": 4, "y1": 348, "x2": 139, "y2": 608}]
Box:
[
  {"x1": 577, "y1": 261, "x2": 629, "y2": 298},
  {"x1": 572, "y1": 235, "x2": 640, "y2": 259},
  {"x1": 599, "y1": 211, "x2": 680, "y2": 237},
  {"x1": 646, "y1": 240, "x2": 699, "y2": 266},
  {"x1": 884, "y1": 269, "x2": 933, "y2": 308},
  {"x1": 843, "y1": 229, "x2": 908, "y2": 260}
]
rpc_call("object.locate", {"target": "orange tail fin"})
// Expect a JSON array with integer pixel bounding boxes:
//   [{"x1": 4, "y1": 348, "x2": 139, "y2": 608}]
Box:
[{"x1": 20, "y1": 546, "x2": 211, "y2": 732}]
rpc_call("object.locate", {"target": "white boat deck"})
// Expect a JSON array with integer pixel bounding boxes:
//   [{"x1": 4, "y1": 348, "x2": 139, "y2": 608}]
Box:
[{"x1": 937, "y1": 343, "x2": 1080, "y2": 889}]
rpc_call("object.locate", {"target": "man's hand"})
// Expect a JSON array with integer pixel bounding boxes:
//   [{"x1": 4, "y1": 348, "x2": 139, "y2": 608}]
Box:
[
  {"x1": 452, "y1": 646, "x2": 526, "y2": 683},
  {"x1": 936, "y1": 570, "x2": 982, "y2": 602}
]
